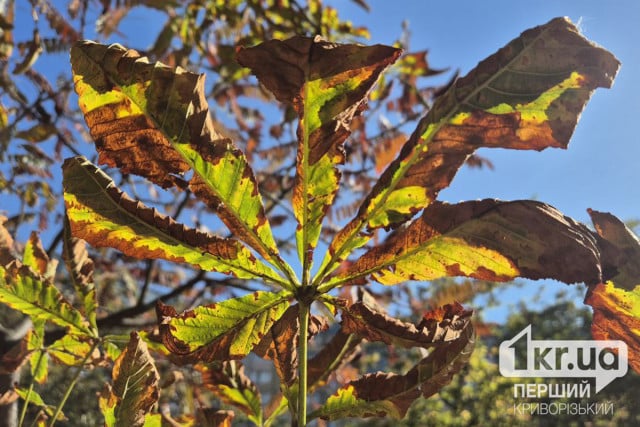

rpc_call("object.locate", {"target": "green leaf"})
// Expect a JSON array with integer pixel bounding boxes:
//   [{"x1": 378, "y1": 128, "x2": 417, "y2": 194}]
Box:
[
  {"x1": 0, "y1": 264, "x2": 94, "y2": 337},
  {"x1": 63, "y1": 156, "x2": 285, "y2": 286},
  {"x1": 27, "y1": 320, "x2": 48, "y2": 384},
  {"x1": 99, "y1": 332, "x2": 160, "y2": 427},
  {"x1": 324, "y1": 200, "x2": 603, "y2": 291},
  {"x1": 158, "y1": 290, "x2": 291, "y2": 363},
  {"x1": 311, "y1": 308, "x2": 474, "y2": 421},
  {"x1": 70, "y1": 41, "x2": 296, "y2": 284},
  {"x1": 48, "y1": 334, "x2": 97, "y2": 366},
  {"x1": 315, "y1": 17, "x2": 619, "y2": 283},
  {"x1": 584, "y1": 209, "x2": 640, "y2": 373},
  {"x1": 236, "y1": 37, "x2": 401, "y2": 276},
  {"x1": 198, "y1": 361, "x2": 262, "y2": 426},
  {"x1": 15, "y1": 387, "x2": 64, "y2": 420}
]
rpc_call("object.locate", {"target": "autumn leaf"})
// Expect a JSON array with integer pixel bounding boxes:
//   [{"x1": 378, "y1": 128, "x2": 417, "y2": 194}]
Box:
[
  {"x1": 70, "y1": 41, "x2": 297, "y2": 284},
  {"x1": 99, "y1": 332, "x2": 159, "y2": 427},
  {"x1": 307, "y1": 330, "x2": 361, "y2": 390},
  {"x1": 323, "y1": 199, "x2": 602, "y2": 291},
  {"x1": 253, "y1": 304, "x2": 300, "y2": 387},
  {"x1": 22, "y1": 231, "x2": 56, "y2": 280},
  {"x1": 584, "y1": 209, "x2": 640, "y2": 373},
  {"x1": 48, "y1": 334, "x2": 98, "y2": 366},
  {"x1": 198, "y1": 361, "x2": 262, "y2": 426},
  {"x1": 62, "y1": 214, "x2": 98, "y2": 329},
  {"x1": 237, "y1": 36, "x2": 401, "y2": 275},
  {"x1": 311, "y1": 309, "x2": 474, "y2": 420},
  {"x1": 63, "y1": 156, "x2": 285, "y2": 285},
  {"x1": 158, "y1": 291, "x2": 291, "y2": 363},
  {"x1": 315, "y1": 17, "x2": 620, "y2": 283},
  {"x1": 340, "y1": 297, "x2": 473, "y2": 349},
  {"x1": 0, "y1": 264, "x2": 95, "y2": 337}
]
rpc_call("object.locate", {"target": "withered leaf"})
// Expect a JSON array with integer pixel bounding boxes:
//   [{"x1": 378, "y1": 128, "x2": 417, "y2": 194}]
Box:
[
  {"x1": 326, "y1": 199, "x2": 602, "y2": 290},
  {"x1": 312, "y1": 314, "x2": 474, "y2": 420},
  {"x1": 584, "y1": 209, "x2": 640, "y2": 373},
  {"x1": 100, "y1": 332, "x2": 159, "y2": 427},
  {"x1": 316, "y1": 17, "x2": 620, "y2": 282},
  {"x1": 341, "y1": 298, "x2": 473, "y2": 349}
]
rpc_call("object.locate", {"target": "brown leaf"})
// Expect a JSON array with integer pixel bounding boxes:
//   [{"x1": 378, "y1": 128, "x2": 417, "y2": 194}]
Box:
[
  {"x1": 318, "y1": 17, "x2": 620, "y2": 281},
  {"x1": 71, "y1": 42, "x2": 285, "y2": 271},
  {"x1": 584, "y1": 209, "x2": 640, "y2": 372},
  {"x1": 106, "y1": 331, "x2": 159, "y2": 427},
  {"x1": 254, "y1": 305, "x2": 299, "y2": 386},
  {"x1": 334, "y1": 199, "x2": 602, "y2": 288},
  {"x1": 588, "y1": 209, "x2": 640, "y2": 290},
  {"x1": 341, "y1": 297, "x2": 472, "y2": 349},
  {"x1": 314, "y1": 315, "x2": 474, "y2": 420},
  {"x1": 197, "y1": 409, "x2": 235, "y2": 427},
  {"x1": 307, "y1": 330, "x2": 361, "y2": 389}
]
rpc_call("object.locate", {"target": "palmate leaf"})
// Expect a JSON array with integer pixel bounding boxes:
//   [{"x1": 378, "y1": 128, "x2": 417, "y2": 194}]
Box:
[
  {"x1": 158, "y1": 290, "x2": 291, "y2": 364},
  {"x1": 584, "y1": 210, "x2": 640, "y2": 372},
  {"x1": 63, "y1": 156, "x2": 284, "y2": 285},
  {"x1": 314, "y1": 17, "x2": 620, "y2": 283},
  {"x1": 236, "y1": 37, "x2": 401, "y2": 276},
  {"x1": 311, "y1": 305, "x2": 474, "y2": 420},
  {"x1": 323, "y1": 200, "x2": 603, "y2": 291},
  {"x1": 99, "y1": 332, "x2": 159, "y2": 427},
  {"x1": 70, "y1": 41, "x2": 297, "y2": 284},
  {"x1": 198, "y1": 361, "x2": 262, "y2": 426}
]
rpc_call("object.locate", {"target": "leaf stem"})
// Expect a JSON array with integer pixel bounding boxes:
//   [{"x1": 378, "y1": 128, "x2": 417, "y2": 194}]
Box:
[
  {"x1": 297, "y1": 301, "x2": 310, "y2": 427},
  {"x1": 46, "y1": 339, "x2": 100, "y2": 427}
]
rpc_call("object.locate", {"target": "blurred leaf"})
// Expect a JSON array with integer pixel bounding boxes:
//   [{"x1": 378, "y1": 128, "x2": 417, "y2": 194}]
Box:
[
  {"x1": 48, "y1": 334, "x2": 97, "y2": 366},
  {"x1": 0, "y1": 0, "x2": 13, "y2": 59},
  {"x1": 198, "y1": 361, "x2": 262, "y2": 425},
  {"x1": 15, "y1": 123, "x2": 57, "y2": 143},
  {"x1": 15, "y1": 387, "x2": 65, "y2": 420},
  {"x1": 63, "y1": 214, "x2": 98, "y2": 329}
]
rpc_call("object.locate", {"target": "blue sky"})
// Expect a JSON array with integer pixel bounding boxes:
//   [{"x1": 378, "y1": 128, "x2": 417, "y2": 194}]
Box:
[{"x1": 337, "y1": 0, "x2": 640, "y2": 227}]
